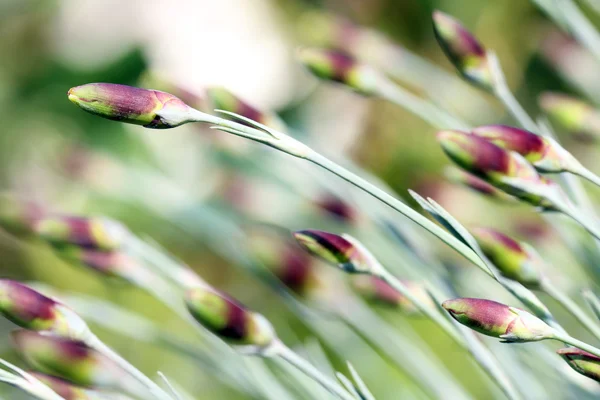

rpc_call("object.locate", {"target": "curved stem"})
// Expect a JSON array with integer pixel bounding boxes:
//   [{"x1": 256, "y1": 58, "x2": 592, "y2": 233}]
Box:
[
  {"x1": 86, "y1": 335, "x2": 172, "y2": 400},
  {"x1": 572, "y1": 165, "x2": 600, "y2": 189},
  {"x1": 553, "y1": 333, "x2": 600, "y2": 358},
  {"x1": 556, "y1": 202, "x2": 600, "y2": 241},
  {"x1": 541, "y1": 280, "x2": 600, "y2": 341},
  {"x1": 273, "y1": 341, "x2": 355, "y2": 400},
  {"x1": 304, "y1": 150, "x2": 488, "y2": 273}
]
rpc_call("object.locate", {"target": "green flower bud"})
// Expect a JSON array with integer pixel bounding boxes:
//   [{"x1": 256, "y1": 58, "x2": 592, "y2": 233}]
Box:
[
  {"x1": 558, "y1": 348, "x2": 600, "y2": 383},
  {"x1": 351, "y1": 276, "x2": 433, "y2": 315},
  {"x1": 12, "y1": 330, "x2": 121, "y2": 388},
  {"x1": 31, "y1": 372, "x2": 132, "y2": 400},
  {"x1": 472, "y1": 228, "x2": 544, "y2": 287},
  {"x1": 444, "y1": 167, "x2": 515, "y2": 202},
  {"x1": 540, "y1": 92, "x2": 600, "y2": 140},
  {"x1": 34, "y1": 215, "x2": 129, "y2": 251},
  {"x1": 442, "y1": 298, "x2": 555, "y2": 342},
  {"x1": 293, "y1": 230, "x2": 375, "y2": 273},
  {"x1": 68, "y1": 83, "x2": 194, "y2": 129},
  {"x1": 0, "y1": 193, "x2": 45, "y2": 235},
  {"x1": 297, "y1": 48, "x2": 380, "y2": 95},
  {"x1": 0, "y1": 280, "x2": 88, "y2": 338},
  {"x1": 185, "y1": 287, "x2": 276, "y2": 348},
  {"x1": 432, "y1": 11, "x2": 492, "y2": 90}
]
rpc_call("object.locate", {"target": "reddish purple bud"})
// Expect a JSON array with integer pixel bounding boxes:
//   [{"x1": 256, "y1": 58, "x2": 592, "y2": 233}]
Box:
[
  {"x1": 444, "y1": 167, "x2": 515, "y2": 201},
  {"x1": 472, "y1": 125, "x2": 577, "y2": 173},
  {"x1": 12, "y1": 330, "x2": 121, "y2": 388},
  {"x1": 558, "y1": 348, "x2": 600, "y2": 382},
  {"x1": 185, "y1": 287, "x2": 275, "y2": 347},
  {"x1": 471, "y1": 228, "x2": 543, "y2": 287},
  {"x1": 55, "y1": 246, "x2": 141, "y2": 283},
  {"x1": 34, "y1": 215, "x2": 129, "y2": 251},
  {"x1": 314, "y1": 194, "x2": 357, "y2": 222},
  {"x1": 351, "y1": 276, "x2": 433, "y2": 315},
  {"x1": 297, "y1": 48, "x2": 379, "y2": 95},
  {"x1": 293, "y1": 230, "x2": 375, "y2": 273},
  {"x1": 442, "y1": 298, "x2": 555, "y2": 341},
  {"x1": 0, "y1": 280, "x2": 87, "y2": 337},
  {"x1": 68, "y1": 83, "x2": 194, "y2": 129},
  {"x1": 432, "y1": 11, "x2": 492, "y2": 90}
]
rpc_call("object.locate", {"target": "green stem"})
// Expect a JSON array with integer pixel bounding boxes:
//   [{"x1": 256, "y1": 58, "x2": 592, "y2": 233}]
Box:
[
  {"x1": 273, "y1": 341, "x2": 355, "y2": 400},
  {"x1": 541, "y1": 280, "x2": 600, "y2": 341},
  {"x1": 573, "y1": 165, "x2": 600, "y2": 189},
  {"x1": 553, "y1": 333, "x2": 600, "y2": 358},
  {"x1": 375, "y1": 269, "x2": 465, "y2": 346},
  {"x1": 555, "y1": 202, "x2": 600, "y2": 241}
]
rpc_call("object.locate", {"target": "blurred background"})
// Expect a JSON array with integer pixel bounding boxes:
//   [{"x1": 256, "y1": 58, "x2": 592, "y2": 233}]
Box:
[{"x1": 2, "y1": 0, "x2": 600, "y2": 399}]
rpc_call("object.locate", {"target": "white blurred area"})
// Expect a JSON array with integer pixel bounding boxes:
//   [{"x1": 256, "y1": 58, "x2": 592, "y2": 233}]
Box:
[{"x1": 51, "y1": 0, "x2": 297, "y2": 110}]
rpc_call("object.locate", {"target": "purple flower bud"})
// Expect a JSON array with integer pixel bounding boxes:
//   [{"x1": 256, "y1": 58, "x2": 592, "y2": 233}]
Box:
[
  {"x1": 442, "y1": 298, "x2": 555, "y2": 342},
  {"x1": 0, "y1": 280, "x2": 87, "y2": 337},
  {"x1": 437, "y1": 130, "x2": 561, "y2": 208},
  {"x1": 540, "y1": 92, "x2": 600, "y2": 140},
  {"x1": 432, "y1": 11, "x2": 492, "y2": 90},
  {"x1": 351, "y1": 276, "x2": 432, "y2": 315},
  {"x1": 557, "y1": 348, "x2": 600, "y2": 382},
  {"x1": 29, "y1": 373, "x2": 92, "y2": 400},
  {"x1": 12, "y1": 330, "x2": 121, "y2": 388},
  {"x1": 297, "y1": 48, "x2": 379, "y2": 95},
  {"x1": 56, "y1": 246, "x2": 140, "y2": 283},
  {"x1": 68, "y1": 83, "x2": 194, "y2": 129},
  {"x1": 471, "y1": 228, "x2": 543, "y2": 287},
  {"x1": 185, "y1": 287, "x2": 276, "y2": 348},
  {"x1": 206, "y1": 87, "x2": 286, "y2": 132},
  {"x1": 314, "y1": 193, "x2": 357, "y2": 223},
  {"x1": 472, "y1": 125, "x2": 576, "y2": 173},
  {"x1": 293, "y1": 230, "x2": 375, "y2": 273},
  {"x1": 444, "y1": 167, "x2": 515, "y2": 201},
  {"x1": 34, "y1": 215, "x2": 129, "y2": 251}
]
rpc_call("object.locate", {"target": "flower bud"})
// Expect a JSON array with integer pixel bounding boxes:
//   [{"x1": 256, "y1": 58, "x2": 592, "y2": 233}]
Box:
[
  {"x1": 540, "y1": 92, "x2": 600, "y2": 140},
  {"x1": 297, "y1": 48, "x2": 379, "y2": 95},
  {"x1": 0, "y1": 280, "x2": 88, "y2": 338},
  {"x1": 432, "y1": 11, "x2": 492, "y2": 90},
  {"x1": 12, "y1": 330, "x2": 121, "y2": 388},
  {"x1": 471, "y1": 228, "x2": 543, "y2": 287},
  {"x1": 558, "y1": 348, "x2": 600, "y2": 382},
  {"x1": 68, "y1": 83, "x2": 194, "y2": 129},
  {"x1": 55, "y1": 246, "x2": 140, "y2": 283},
  {"x1": 351, "y1": 276, "x2": 432, "y2": 315},
  {"x1": 29, "y1": 373, "x2": 88, "y2": 400},
  {"x1": 442, "y1": 298, "x2": 555, "y2": 342},
  {"x1": 34, "y1": 215, "x2": 129, "y2": 251},
  {"x1": 437, "y1": 130, "x2": 562, "y2": 208},
  {"x1": 185, "y1": 287, "x2": 276, "y2": 348},
  {"x1": 206, "y1": 87, "x2": 286, "y2": 132},
  {"x1": 293, "y1": 230, "x2": 375, "y2": 273},
  {"x1": 314, "y1": 193, "x2": 357, "y2": 222},
  {"x1": 0, "y1": 193, "x2": 45, "y2": 234},
  {"x1": 444, "y1": 167, "x2": 515, "y2": 201},
  {"x1": 472, "y1": 125, "x2": 578, "y2": 173}
]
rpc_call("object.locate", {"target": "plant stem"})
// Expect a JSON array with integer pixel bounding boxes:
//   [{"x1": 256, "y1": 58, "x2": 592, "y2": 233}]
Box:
[
  {"x1": 553, "y1": 333, "x2": 600, "y2": 358},
  {"x1": 85, "y1": 335, "x2": 172, "y2": 400},
  {"x1": 573, "y1": 165, "x2": 600, "y2": 189},
  {"x1": 555, "y1": 202, "x2": 600, "y2": 241},
  {"x1": 554, "y1": 0, "x2": 600, "y2": 64},
  {"x1": 375, "y1": 269, "x2": 465, "y2": 346},
  {"x1": 541, "y1": 280, "x2": 600, "y2": 340},
  {"x1": 374, "y1": 76, "x2": 470, "y2": 130},
  {"x1": 272, "y1": 341, "x2": 355, "y2": 400}
]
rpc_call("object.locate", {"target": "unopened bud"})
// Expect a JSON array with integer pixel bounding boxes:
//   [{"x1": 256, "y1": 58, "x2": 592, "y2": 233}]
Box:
[
  {"x1": 432, "y1": 11, "x2": 492, "y2": 90},
  {"x1": 297, "y1": 48, "x2": 379, "y2": 95},
  {"x1": 442, "y1": 298, "x2": 555, "y2": 342},
  {"x1": 185, "y1": 287, "x2": 276, "y2": 348},
  {"x1": 351, "y1": 276, "x2": 432, "y2": 315},
  {"x1": 540, "y1": 92, "x2": 600, "y2": 140},
  {"x1": 68, "y1": 83, "x2": 194, "y2": 129},
  {"x1": 558, "y1": 348, "x2": 600, "y2": 383},
  {"x1": 472, "y1": 228, "x2": 543, "y2": 287},
  {"x1": 0, "y1": 193, "x2": 45, "y2": 234},
  {"x1": 444, "y1": 167, "x2": 515, "y2": 201}
]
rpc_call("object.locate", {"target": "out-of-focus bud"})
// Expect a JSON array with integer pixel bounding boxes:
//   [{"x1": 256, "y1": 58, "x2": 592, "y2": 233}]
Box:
[
  {"x1": 31, "y1": 373, "x2": 132, "y2": 400},
  {"x1": 68, "y1": 83, "x2": 194, "y2": 129},
  {"x1": 55, "y1": 246, "x2": 139, "y2": 283},
  {"x1": 432, "y1": 11, "x2": 492, "y2": 90},
  {"x1": 34, "y1": 215, "x2": 129, "y2": 251},
  {"x1": 297, "y1": 48, "x2": 380, "y2": 95},
  {"x1": 0, "y1": 193, "x2": 45, "y2": 234},
  {"x1": 442, "y1": 298, "x2": 555, "y2": 342},
  {"x1": 351, "y1": 276, "x2": 432, "y2": 315},
  {"x1": 540, "y1": 92, "x2": 600, "y2": 140},
  {"x1": 558, "y1": 348, "x2": 600, "y2": 382},
  {"x1": 206, "y1": 87, "x2": 286, "y2": 132},
  {"x1": 185, "y1": 287, "x2": 276, "y2": 348},
  {"x1": 444, "y1": 166, "x2": 515, "y2": 202},
  {"x1": 13, "y1": 330, "x2": 121, "y2": 388},
  {"x1": 472, "y1": 125, "x2": 578, "y2": 173},
  {"x1": 437, "y1": 130, "x2": 562, "y2": 209},
  {"x1": 314, "y1": 193, "x2": 357, "y2": 223},
  {"x1": 0, "y1": 280, "x2": 88, "y2": 338},
  {"x1": 471, "y1": 228, "x2": 544, "y2": 287},
  {"x1": 293, "y1": 230, "x2": 375, "y2": 273}
]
